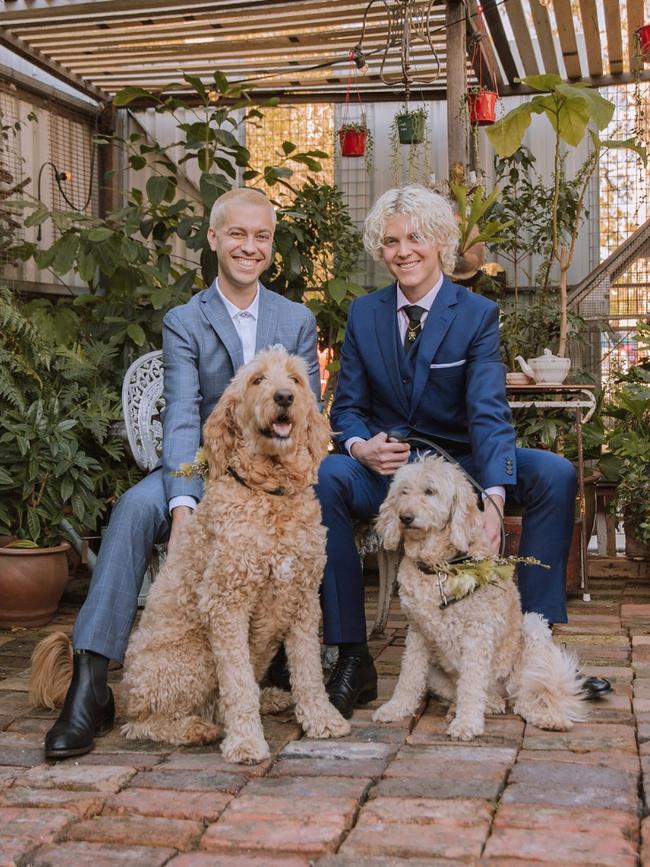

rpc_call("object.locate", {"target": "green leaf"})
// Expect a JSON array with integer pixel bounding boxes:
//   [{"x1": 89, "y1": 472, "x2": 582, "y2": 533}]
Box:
[
  {"x1": 325, "y1": 277, "x2": 349, "y2": 305},
  {"x1": 87, "y1": 227, "x2": 114, "y2": 242},
  {"x1": 71, "y1": 494, "x2": 85, "y2": 521},
  {"x1": 212, "y1": 70, "x2": 229, "y2": 93},
  {"x1": 60, "y1": 477, "x2": 74, "y2": 502},
  {"x1": 113, "y1": 86, "x2": 155, "y2": 106},
  {"x1": 50, "y1": 233, "x2": 80, "y2": 275},
  {"x1": 146, "y1": 175, "x2": 173, "y2": 206},
  {"x1": 26, "y1": 509, "x2": 41, "y2": 544},
  {"x1": 486, "y1": 103, "x2": 536, "y2": 158},
  {"x1": 126, "y1": 323, "x2": 146, "y2": 346},
  {"x1": 282, "y1": 140, "x2": 297, "y2": 155},
  {"x1": 556, "y1": 82, "x2": 614, "y2": 130},
  {"x1": 521, "y1": 73, "x2": 564, "y2": 92}
]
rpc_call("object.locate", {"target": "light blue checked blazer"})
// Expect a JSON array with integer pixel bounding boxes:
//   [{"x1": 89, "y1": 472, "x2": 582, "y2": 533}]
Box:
[{"x1": 160, "y1": 280, "x2": 319, "y2": 502}]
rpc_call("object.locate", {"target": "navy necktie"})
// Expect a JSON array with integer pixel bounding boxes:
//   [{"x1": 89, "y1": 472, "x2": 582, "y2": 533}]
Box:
[{"x1": 403, "y1": 304, "x2": 426, "y2": 352}]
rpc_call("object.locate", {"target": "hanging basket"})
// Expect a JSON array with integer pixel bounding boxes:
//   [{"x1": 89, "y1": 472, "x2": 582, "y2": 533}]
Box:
[
  {"x1": 397, "y1": 113, "x2": 426, "y2": 145},
  {"x1": 466, "y1": 91, "x2": 498, "y2": 126},
  {"x1": 338, "y1": 128, "x2": 367, "y2": 157},
  {"x1": 638, "y1": 24, "x2": 650, "y2": 63}
]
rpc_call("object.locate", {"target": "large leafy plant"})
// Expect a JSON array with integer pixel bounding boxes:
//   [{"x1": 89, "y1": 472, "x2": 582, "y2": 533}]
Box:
[
  {"x1": 0, "y1": 287, "x2": 131, "y2": 546},
  {"x1": 487, "y1": 74, "x2": 646, "y2": 357}
]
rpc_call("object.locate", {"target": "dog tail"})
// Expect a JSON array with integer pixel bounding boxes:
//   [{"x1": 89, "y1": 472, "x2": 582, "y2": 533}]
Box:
[
  {"x1": 514, "y1": 612, "x2": 587, "y2": 730},
  {"x1": 29, "y1": 632, "x2": 73, "y2": 709}
]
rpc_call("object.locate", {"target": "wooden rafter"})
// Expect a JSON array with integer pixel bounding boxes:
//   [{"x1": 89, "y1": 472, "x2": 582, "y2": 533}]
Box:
[
  {"x1": 465, "y1": 0, "x2": 502, "y2": 91},
  {"x1": 530, "y1": 2, "x2": 559, "y2": 75},
  {"x1": 480, "y1": 0, "x2": 519, "y2": 85},
  {"x1": 603, "y1": 0, "x2": 624, "y2": 75},
  {"x1": 553, "y1": 0, "x2": 581, "y2": 80},
  {"x1": 579, "y1": 0, "x2": 603, "y2": 78},
  {"x1": 628, "y1": 0, "x2": 645, "y2": 73},
  {"x1": 503, "y1": 0, "x2": 539, "y2": 78}
]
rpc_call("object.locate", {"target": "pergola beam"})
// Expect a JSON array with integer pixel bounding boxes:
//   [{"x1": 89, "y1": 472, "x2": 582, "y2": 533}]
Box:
[{"x1": 446, "y1": 0, "x2": 467, "y2": 178}]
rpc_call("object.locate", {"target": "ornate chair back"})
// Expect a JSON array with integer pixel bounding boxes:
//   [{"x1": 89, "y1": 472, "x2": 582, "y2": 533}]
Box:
[{"x1": 122, "y1": 350, "x2": 165, "y2": 472}]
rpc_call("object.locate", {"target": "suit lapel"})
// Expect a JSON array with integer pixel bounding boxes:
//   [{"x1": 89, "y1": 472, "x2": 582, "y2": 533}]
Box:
[
  {"x1": 254, "y1": 285, "x2": 278, "y2": 352},
  {"x1": 375, "y1": 285, "x2": 410, "y2": 415},
  {"x1": 410, "y1": 278, "x2": 459, "y2": 411},
  {"x1": 199, "y1": 280, "x2": 244, "y2": 370}
]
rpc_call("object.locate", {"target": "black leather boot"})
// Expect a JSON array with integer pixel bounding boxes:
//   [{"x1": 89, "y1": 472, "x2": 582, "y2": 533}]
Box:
[
  {"x1": 267, "y1": 644, "x2": 291, "y2": 691},
  {"x1": 44, "y1": 650, "x2": 115, "y2": 760},
  {"x1": 326, "y1": 655, "x2": 378, "y2": 720}
]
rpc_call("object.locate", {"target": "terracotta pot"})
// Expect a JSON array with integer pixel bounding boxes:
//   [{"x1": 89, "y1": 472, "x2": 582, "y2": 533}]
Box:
[
  {"x1": 624, "y1": 522, "x2": 650, "y2": 560},
  {"x1": 467, "y1": 90, "x2": 497, "y2": 125},
  {"x1": 397, "y1": 113, "x2": 426, "y2": 144},
  {"x1": 638, "y1": 24, "x2": 650, "y2": 62},
  {"x1": 338, "y1": 128, "x2": 367, "y2": 157},
  {"x1": 0, "y1": 543, "x2": 70, "y2": 627}
]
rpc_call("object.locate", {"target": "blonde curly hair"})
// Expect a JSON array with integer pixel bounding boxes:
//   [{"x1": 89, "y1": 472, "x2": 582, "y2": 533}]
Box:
[{"x1": 363, "y1": 184, "x2": 459, "y2": 275}]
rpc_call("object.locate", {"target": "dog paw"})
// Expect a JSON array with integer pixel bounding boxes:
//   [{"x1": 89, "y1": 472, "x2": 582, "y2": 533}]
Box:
[
  {"x1": 302, "y1": 709, "x2": 351, "y2": 739},
  {"x1": 220, "y1": 734, "x2": 270, "y2": 765},
  {"x1": 486, "y1": 697, "x2": 506, "y2": 715},
  {"x1": 446, "y1": 716, "x2": 483, "y2": 741},
  {"x1": 260, "y1": 687, "x2": 294, "y2": 715},
  {"x1": 372, "y1": 701, "x2": 410, "y2": 723}
]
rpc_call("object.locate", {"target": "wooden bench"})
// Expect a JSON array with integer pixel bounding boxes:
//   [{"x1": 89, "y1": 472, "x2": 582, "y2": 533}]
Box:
[{"x1": 122, "y1": 350, "x2": 399, "y2": 636}]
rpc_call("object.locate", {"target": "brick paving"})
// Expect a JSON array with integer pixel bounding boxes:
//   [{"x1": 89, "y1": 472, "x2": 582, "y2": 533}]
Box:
[{"x1": 0, "y1": 570, "x2": 649, "y2": 865}]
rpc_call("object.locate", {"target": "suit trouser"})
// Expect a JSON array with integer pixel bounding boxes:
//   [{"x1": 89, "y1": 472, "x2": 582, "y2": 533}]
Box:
[
  {"x1": 72, "y1": 469, "x2": 170, "y2": 663},
  {"x1": 315, "y1": 447, "x2": 578, "y2": 645}
]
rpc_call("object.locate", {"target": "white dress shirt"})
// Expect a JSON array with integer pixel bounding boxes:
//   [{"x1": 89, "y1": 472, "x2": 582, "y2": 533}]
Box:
[{"x1": 169, "y1": 280, "x2": 260, "y2": 514}]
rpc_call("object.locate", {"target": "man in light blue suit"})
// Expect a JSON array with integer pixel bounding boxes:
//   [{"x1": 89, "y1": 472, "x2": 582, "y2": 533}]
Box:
[
  {"x1": 320, "y1": 185, "x2": 583, "y2": 719},
  {"x1": 45, "y1": 188, "x2": 320, "y2": 759}
]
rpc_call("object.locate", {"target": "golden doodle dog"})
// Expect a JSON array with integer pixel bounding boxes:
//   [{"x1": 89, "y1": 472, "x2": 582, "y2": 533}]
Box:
[
  {"x1": 373, "y1": 455, "x2": 586, "y2": 740},
  {"x1": 32, "y1": 348, "x2": 350, "y2": 764}
]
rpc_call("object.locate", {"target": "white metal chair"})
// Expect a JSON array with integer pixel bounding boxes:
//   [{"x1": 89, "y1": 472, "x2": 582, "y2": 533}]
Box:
[{"x1": 122, "y1": 350, "x2": 399, "y2": 635}]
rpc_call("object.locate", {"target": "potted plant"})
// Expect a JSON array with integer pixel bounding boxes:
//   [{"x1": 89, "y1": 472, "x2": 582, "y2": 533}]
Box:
[
  {"x1": 0, "y1": 287, "x2": 109, "y2": 626},
  {"x1": 466, "y1": 85, "x2": 498, "y2": 126},
  {"x1": 598, "y1": 323, "x2": 650, "y2": 559},
  {"x1": 487, "y1": 74, "x2": 647, "y2": 363},
  {"x1": 390, "y1": 106, "x2": 430, "y2": 185},
  {"x1": 337, "y1": 120, "x2": 374, "y2": 174}
]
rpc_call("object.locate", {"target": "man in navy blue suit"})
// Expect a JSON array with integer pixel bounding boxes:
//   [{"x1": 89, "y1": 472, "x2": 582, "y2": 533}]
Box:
[{"x1": 318, "y1": 184, "x2": 581, "y2": 718}]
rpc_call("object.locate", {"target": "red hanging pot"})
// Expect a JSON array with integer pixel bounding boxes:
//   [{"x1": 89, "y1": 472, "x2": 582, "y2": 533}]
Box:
[
  {"x1": 638, "y1": 24, "x2": 650, "y2": 62},
  {"x1": 338, "y1": 128, "x2": 367, "y2": 157},
  {"x1": 467, "y1": 90, "x2": 498, "y2": 126}
]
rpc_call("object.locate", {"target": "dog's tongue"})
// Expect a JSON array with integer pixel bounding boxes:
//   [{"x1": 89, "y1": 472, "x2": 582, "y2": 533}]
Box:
[{"x1": 272, "y1": 421, "x2": 293, "y2": 438}]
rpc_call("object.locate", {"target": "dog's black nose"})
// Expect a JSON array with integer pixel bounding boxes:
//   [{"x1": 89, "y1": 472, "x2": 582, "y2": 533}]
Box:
[
  {"x1": 274, "y1": 389, "x2": 294, "y2": 407},
  {"x1": 400, "y1": 513, "x2": 414, "y2": 526}
]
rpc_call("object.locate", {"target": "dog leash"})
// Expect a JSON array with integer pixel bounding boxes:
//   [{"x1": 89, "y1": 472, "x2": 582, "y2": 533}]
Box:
[{"x1": 386, "y1": 431, "x2": 506, "y2": 557}]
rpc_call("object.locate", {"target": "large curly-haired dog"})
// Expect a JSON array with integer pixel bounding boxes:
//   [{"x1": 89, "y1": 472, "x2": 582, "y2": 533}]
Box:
[
  {"x1": 32, "y1": 348, "x2": 349, "y2": 763},
  {"x1": 372, "y1": 455, "x2": 585, "y2": 740}
]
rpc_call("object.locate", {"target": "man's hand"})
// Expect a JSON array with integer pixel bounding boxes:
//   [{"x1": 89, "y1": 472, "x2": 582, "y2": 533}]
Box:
[
  {"x1": 168, "y1": 505, "x2": 193, "y2": 557},
  {"x1": 351, "y1": 432, "x2": 410, "y2": 475},
  {"x1": 482, "y1": 494, "x2": 504, "y2": 556}
]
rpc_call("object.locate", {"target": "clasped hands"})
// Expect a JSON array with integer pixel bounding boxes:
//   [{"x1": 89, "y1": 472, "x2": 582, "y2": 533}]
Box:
[{"x1": 350, "y1": 432, "x2": 503, "y2": 555}]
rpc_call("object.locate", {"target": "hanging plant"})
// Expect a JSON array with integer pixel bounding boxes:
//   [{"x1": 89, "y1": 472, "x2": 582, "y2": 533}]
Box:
[
  {"x1": 638, "y1": 24, "x2": 650, "y2": 63},
  {"x1": 337, "y1": 120, "x2": 374, "y2": 174},
  {"x1": 466, "y1": 86, "x2": 498, "y2": 126},
  {"x1": 390, "y1": 106, "x2": 430, "y2": 186}
]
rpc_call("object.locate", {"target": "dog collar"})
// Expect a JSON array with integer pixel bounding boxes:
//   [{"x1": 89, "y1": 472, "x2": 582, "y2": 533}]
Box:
[{"x1": 226, "y1": 466, "x2": 286, "y2": 496}]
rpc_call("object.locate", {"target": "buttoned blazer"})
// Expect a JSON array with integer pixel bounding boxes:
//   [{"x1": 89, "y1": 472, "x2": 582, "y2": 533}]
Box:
[
  {"x1": 330, "y1": 277, "x2": 517, "y2": 488},
  {"x1": 160, "y1": 280, "x2": 319, "y2": 501}
]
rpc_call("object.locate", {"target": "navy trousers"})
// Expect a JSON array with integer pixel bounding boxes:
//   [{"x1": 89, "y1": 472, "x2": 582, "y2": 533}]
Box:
[{"x1": 315, "y1": 448, "x2": 577, "y2": 645}]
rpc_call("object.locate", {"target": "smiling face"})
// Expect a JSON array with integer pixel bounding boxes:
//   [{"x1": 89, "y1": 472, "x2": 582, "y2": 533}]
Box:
[
  {"x1": 380, "y1": 213, "x2": 442, "y2": 302},
  {"x1": 207, "y1": 201, "x2": 275, "y2": 303}
]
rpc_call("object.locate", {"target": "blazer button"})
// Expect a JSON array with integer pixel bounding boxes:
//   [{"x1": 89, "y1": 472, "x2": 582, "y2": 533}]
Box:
[{"x1": 402, "y1": 376, "x2": 410, "y2": 384}]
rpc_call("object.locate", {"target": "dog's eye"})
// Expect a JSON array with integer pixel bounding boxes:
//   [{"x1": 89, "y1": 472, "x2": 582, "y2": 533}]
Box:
[
  {"x1": 424, "y1": 488, "x2": 436, "y2": 496},
  {"x1": 251, "y1": 376, "x2": 265, "y2": 385},
  {"x1": 289, "y1": 375, "x2": 300, "y2": 384}
]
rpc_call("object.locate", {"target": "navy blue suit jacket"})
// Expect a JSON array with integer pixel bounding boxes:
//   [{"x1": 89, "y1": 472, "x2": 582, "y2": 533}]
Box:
[{"x1": 330, "y1": 277, "x2": 517, "y2": 489}]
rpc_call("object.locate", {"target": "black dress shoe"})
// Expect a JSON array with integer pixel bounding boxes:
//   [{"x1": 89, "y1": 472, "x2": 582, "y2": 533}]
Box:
[
  {"x1": 266, "y1": 644, "x2": 291, "y2": 691},
  {"x1": 44, "y1": 651, "x2": 115, "y2": 760},
  {"x1": 326, "y1": 655, "x2": 378, "y2": 720},
  {"x1": 581, "y1": 676, "x2": 613, "y2": 700}
]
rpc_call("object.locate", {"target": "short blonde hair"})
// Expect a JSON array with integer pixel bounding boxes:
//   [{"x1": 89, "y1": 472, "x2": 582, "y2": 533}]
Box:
[
  {"x1": 209, "y1": 187, "x2": 276, "y2": 230},
  {"x1": 363, "y1": 184, "x2": 459, "y2": 274}
]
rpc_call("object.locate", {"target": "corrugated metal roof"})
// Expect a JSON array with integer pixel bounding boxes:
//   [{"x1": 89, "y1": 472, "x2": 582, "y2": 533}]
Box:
[{"x1": 1, "y1": 0, "x2": 649, "y2": 104}]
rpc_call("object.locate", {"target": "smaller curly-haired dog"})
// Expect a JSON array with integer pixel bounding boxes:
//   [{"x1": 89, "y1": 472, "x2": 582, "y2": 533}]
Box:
[
  {"x1": 372, "y1": 455, "x2": 586, "y2": 741},
  {"x1": 31, "y1": 348, "x2": 349, "y2": 764}
]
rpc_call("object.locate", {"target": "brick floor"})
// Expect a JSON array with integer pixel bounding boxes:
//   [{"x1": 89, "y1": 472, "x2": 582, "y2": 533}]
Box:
[{"x1": 1, "y1": 573, "x2": 649, "y2": 864}]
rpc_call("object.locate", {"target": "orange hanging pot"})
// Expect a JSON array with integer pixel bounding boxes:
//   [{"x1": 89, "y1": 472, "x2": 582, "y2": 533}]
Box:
[
  {"x1": 638, "y1": 24, "x2": 650, "y2": 62},
  {"x1": 466, "y1": 90, "x2": 498, "y2": 126},
  {"x1": 338, "y1": 126, "x2": 367, "y2": 157}
]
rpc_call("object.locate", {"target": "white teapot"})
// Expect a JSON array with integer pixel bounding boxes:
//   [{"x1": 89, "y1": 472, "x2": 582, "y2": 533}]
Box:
[{"x1": 514, "y1": 349, "x2": 571, "y2": 384}]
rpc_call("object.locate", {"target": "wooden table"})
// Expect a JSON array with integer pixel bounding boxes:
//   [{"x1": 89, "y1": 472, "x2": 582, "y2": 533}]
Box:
[{"x1": 506, "y1": 383, "x2": 597, "y2": 601}]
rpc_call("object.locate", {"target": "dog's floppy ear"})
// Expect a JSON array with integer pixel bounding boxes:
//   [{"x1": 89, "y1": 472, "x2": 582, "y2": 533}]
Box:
[
  {"x1": 449, "y1": 474, "x2": 484, "y2": 553},
  {"x1": 305, "y1": 400, "x2": 332, "y2": 470},
  {"x1": 375, "y1": 487, "x2": 402, "y2": 550},
  {"x1": 201, "y1": 384, "x2": 241, "y2": 480}
]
